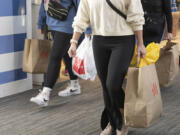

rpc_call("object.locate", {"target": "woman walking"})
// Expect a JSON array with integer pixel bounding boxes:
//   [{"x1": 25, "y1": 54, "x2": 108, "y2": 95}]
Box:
[
  {"x1": 68, "y1": 0, "x2": 146, "y2": 134},
  {"x1": 141, "y1": 0, "x2": 173, "y2": 46},
  {"x1": 30, "y1": 0, "x2": 90, "y2": 107}
]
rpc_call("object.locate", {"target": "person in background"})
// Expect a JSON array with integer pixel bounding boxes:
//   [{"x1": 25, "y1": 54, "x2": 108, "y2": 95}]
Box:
[
  {"x1": 68, "y1": 0, "x2": 145, "y2": 134},
  {"x1": 141, "y1": 0, "x2": 173, "y2": 46},
  {"x1": 171, "y1": 0, "x2": 178, "y2": 12},
  {"x1": 30, "y1": 0, "x2": 91, "y2": 107}
]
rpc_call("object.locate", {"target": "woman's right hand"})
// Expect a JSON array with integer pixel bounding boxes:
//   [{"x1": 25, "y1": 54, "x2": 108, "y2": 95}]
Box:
[
  {"x1": 137, "y1": 44, "x2": 146, "y2": 58},
  {"x1": 68, "y1": 43, "x2": 77, "y2": 58}
]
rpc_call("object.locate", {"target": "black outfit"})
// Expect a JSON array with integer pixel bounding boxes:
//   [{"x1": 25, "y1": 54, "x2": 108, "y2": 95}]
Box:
[
  {"x1": 142, "y1": 0, "x2": 172, "y2": 46},
  {"x1": 44, "y1": 31, "x2": 78, "y2": 89},
  {"x1": 93, "y1": 35, "x2": 135, "y2": 131}
]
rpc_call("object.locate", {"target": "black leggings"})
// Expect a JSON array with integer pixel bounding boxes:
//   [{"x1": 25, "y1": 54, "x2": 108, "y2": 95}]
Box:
[
  {"x1": 93, "y1": 35, "x2": 135, "y2": 130},
  {"x1": 44, "y1": 31, "x2": 77, "y2": 89}
]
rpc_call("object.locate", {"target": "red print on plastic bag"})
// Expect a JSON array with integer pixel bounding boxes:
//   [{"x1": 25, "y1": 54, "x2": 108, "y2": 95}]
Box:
[
  {"x1": 73, "y1": 57, "x2": 85, "y2": 75},
  {"x1": 152, "y1": 82, "x2": 158, "y2": 96}
]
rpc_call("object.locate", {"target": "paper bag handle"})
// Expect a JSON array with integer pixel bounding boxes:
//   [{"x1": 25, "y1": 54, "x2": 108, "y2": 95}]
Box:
[
  {"x1": 163, "y1": 41, "x2": 177, "y2": 51},
  {"x1": 136, "y1": 57, "x2": 140, "y2": 68}
]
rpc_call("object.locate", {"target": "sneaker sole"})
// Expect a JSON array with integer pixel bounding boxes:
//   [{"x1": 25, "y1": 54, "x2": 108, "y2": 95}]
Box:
[
  {"x1": 30, "y1": 98, "x2": 48, "y2": 107},
  {"x1": 58, "y1": 91, "x2": 81, "y2": 97}
]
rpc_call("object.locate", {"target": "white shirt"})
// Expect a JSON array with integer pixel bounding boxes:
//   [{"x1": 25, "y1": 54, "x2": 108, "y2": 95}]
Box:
[{"x1": 73, "y1": 0, "x2": 145, "y2": 36}]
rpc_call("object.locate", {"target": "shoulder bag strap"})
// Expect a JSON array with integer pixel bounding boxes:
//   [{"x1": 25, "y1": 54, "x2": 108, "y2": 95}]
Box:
[{"x1": 106, "y1": 0, "x2": 127, "y2": 20}]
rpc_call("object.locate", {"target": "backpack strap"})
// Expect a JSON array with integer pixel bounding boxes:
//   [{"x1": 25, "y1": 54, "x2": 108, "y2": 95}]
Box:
[
  {"x1": 68, "y1": 0, "x2": 77, "y2": 11},
  {"x1": 68, "y1": 2, "x2": 74, "y2": 10},
  {"x1": 106, "y1": 0, "x2": 127, "y2": 20}
]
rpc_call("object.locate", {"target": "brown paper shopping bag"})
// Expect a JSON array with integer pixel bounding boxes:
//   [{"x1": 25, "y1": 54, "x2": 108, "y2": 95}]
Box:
[
  {"x1": 124, "y1": 64, "x2": 163, "y2": 128},
  {"x1": 23, "y1": 39, "x2": 51, "y2": 73},
  {"x1": 156, "y1": 42, "x2": 179, "y2": 87}
]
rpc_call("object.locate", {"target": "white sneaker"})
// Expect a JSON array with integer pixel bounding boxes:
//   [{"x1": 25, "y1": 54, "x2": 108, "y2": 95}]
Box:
[
  {"x1": 58, "y1": 85, "x2": 81, "y2": 97},
  {"x1": 121, "y1": 123, "x2": 128, "y2": 135},
  {"x1": 30, "y1": 90, "x2": 50, "y2": 107}
]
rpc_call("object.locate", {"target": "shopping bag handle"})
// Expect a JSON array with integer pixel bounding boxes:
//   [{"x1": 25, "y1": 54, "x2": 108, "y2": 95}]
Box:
[{"x1": 136, "y1": 57, "x2": 140, "y2": 68}]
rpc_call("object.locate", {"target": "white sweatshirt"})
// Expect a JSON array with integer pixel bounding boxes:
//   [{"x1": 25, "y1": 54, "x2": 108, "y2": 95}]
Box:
[{"x1": 73, "y1": 0, "x2": 145, "y2": 36}]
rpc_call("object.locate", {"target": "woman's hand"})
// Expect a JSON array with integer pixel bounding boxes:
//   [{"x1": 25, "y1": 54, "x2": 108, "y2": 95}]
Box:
[
  {"x1": 68, "y1": 31, "x2": 82, "y2": 57},
  {"x1": 137, "y1": 44, "x2": 146, "y2": 58},
  {"x1": 85, "y1": 34, "x2": 91, "y2": 38},
  {"x1": 68, "y1": 43, "x2": 77, "y2": 58},
  {"x1": 134, "y1": 30, "x2": 146, "y2": 58},
  {"x1": 167, "y1": 33, "x2": 173, "y2": 41}
]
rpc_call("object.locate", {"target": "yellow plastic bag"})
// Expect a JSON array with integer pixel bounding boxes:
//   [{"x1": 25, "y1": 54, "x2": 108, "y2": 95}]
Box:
[{"x1": 130, "y1": 42, "x2": 160, "y2": 68}]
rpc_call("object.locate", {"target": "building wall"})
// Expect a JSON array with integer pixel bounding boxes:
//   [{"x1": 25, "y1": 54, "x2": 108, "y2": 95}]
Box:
[{"x1": 0, "y1": 0, "x2": 32, "y2": 98}]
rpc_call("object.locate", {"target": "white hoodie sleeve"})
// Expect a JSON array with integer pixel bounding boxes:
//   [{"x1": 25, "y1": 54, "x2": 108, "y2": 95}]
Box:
[
  {"x1": 72, "y1": 0, "x2": 90, "y2": 33},
  {"x1": 126, "y1": 0, "x2": 145, "y2": 31}
]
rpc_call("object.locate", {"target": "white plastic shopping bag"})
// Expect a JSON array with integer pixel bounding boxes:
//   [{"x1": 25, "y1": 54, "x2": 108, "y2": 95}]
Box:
[{"x1": 72, "y1": 37, "x2": 97, "y2": 80}]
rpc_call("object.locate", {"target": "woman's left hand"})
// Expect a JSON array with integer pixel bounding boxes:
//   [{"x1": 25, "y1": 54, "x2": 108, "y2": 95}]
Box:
[
  {"x1": 137, "y1": 44, "x2": 146, "y2": 58},
  {"x1": 167, "y1": 33, "x2": 173, "y2": 41}
]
